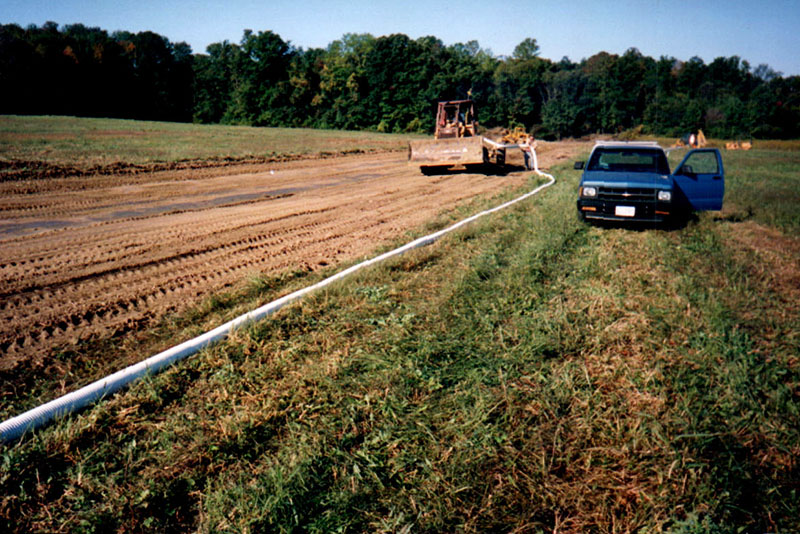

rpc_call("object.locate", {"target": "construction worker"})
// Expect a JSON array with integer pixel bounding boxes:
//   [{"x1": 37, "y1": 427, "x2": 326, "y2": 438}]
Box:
[{"x1": 523, "y1": 135, "x2": 534, "y2": 170}]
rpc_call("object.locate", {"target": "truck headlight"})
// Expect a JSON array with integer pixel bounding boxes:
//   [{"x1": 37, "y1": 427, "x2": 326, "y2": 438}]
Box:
[
  {"x1": 582, "y1": 186, "x2": 597, "y2": 198},
  {"x1": 658, "y1": 190, "x2": 672, "y2": 202}
]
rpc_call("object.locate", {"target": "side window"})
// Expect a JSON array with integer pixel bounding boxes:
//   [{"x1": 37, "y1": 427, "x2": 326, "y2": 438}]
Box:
[{"x1": 682, "y1": 151, "x2": 719, "y2": 174}]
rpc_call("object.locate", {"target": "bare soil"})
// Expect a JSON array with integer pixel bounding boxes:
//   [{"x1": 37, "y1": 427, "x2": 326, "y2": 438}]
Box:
[{"x1": 0, "y1": 141, "x2": 585, "y2": 374}]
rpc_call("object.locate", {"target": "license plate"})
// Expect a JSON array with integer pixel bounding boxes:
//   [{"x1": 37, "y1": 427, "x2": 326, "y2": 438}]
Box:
[{"x1": 615, "y1": 206, "x2": 636, "y2": 217}]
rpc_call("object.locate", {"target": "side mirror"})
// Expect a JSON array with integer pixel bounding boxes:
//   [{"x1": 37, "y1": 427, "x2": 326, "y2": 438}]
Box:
[
  {"x1": 679, "y1": 165, "x2": 694, "y2": 175},
  {"x1": 574, "y1": 161, "x2": 585, "y2": 170}
]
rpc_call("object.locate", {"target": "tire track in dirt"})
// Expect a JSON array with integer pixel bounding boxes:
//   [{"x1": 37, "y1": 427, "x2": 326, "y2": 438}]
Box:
[
  {"x1": 0, "y1": 143, "x2": 584, "y2": 377},
  {"x1": 0, "y1": 207, "x2": 337, "y2": 292}
]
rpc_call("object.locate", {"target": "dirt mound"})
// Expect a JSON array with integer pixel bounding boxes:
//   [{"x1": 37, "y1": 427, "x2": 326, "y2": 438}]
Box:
[
  {"x1": 0, "y1": 148, "x2": 389, "y2": 182},
  {"x1": 482, "y1": 126, "x2": 510, "y2": 142}
]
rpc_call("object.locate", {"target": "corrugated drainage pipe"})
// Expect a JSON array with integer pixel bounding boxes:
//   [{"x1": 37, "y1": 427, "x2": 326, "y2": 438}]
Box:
[{"x1": 0, "y1": 146, "x2": 554, "y2": 443}]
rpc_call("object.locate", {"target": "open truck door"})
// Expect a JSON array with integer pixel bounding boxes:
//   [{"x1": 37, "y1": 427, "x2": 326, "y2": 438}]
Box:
[{"x1": 672, "y1": 148, "x2": 725, "y2": 211}]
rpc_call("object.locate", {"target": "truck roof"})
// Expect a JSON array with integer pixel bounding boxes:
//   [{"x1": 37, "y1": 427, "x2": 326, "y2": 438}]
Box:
[{"x1": 592, "y1": 141, "x2": 663, "y2": 149}]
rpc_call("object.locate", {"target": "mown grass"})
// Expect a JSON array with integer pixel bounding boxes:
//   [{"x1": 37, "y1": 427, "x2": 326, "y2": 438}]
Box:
[
  {"x1": 2, "y1": 151, "x2": 799, "y2": 532},
  {"x1": 713, "y1": 149, "x2": 800, "y2": 231},
  {"x1": 0, "y1": 116, "x2": 419, "y2": 166}
]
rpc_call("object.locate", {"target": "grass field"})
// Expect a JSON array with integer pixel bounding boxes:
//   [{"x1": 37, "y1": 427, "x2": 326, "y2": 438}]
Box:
[
  {"x1": 1, "y1": 124, "x2": 799, "y2": 532},
  {"x1": 0, "y1": 116, "x2": 416, "y2": 168}
]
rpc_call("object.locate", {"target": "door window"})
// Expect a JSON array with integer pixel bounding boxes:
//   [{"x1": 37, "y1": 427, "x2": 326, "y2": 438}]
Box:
[{"x1": 681, "y1": 151, "x2": 719, "y2": 174}]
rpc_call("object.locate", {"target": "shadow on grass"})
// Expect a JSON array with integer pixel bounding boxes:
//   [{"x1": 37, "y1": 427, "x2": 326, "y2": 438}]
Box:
[{"x1": 580, "y1": 211, "x2": 699, "y2": 232}]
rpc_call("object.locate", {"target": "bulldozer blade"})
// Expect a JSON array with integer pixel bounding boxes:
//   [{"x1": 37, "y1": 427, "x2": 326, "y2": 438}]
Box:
[{"x1": 408, "y1": 137, "x2": 486, "y2": 167}]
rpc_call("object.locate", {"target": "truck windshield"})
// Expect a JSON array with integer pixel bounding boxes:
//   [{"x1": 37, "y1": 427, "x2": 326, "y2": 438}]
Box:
[{"x1": 587, "y1": 148, "x2": 670, "y2": 174}]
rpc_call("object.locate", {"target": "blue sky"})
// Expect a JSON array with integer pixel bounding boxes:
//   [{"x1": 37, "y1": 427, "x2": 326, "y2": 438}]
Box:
[{"x1": 4, "y1": 0, "x2": 799, "y2": 75}]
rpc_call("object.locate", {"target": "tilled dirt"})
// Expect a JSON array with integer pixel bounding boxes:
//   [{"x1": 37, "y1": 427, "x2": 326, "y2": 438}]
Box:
[{"x1": 0, "y1": 142, "x2": 584, "y2": 375}]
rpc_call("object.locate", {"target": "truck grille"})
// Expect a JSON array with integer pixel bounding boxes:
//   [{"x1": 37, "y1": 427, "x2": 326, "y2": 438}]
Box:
[{"x1": 597, "y1": 187, "x2": 656, "y2": 202}]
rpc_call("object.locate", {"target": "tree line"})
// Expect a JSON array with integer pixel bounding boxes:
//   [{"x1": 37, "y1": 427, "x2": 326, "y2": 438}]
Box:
[{"x1": 2, "y1": 22, "x2": 799, "y2": 139}]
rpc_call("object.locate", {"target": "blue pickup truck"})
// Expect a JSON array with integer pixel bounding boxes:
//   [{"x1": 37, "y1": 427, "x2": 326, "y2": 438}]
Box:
[{"x1": 575, "y1": 141, "x2": 724, "y2": 223}]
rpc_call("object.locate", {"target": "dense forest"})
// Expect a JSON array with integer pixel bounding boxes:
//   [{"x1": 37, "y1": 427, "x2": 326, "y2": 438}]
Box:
[{"x1": 2, "y1": 22, "x2": 799, "y2": 139}]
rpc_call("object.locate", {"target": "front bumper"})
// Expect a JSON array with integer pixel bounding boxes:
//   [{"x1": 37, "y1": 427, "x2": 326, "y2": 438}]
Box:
[{"x1": 577, "y1": 198, "x2": 672, "y2": 223}]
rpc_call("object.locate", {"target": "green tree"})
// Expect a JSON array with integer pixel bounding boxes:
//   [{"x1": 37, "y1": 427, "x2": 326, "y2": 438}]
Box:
[
  {"x1": 286, "y1": 47, "x2": 325, "y2": 127},
  {"x1": 541, "y1": 67, "x2": 584, "y2": 138},
  {"x1": 112, "y1": 30, "x2": 194, "y2": 121},
  {"x1": 487, "y1": 38, "x2": 552, "y2": 130},
  {"x1": 0, "y1": 23, "x2": 44, "y2": 114},
  {"x1": 362, "y1": 34, "x2": 431, "y2": 132},
  {"x1": 230, "y1": 30, "x2": 295, "y2": 125},
  {"x1": 316, "y1": 33, "x2": 375, "y2": 129},
  {"x1": 512, "y1": 37, "x2": 540, "y2": 60},
  {"x1": 193, "y1": 41, "x2": 240, "y2": 123}
]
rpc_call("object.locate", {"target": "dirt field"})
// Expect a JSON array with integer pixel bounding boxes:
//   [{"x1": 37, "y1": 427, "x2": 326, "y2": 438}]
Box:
[{"x1": 0, "y1": 142, "x2": 584, "y2": 374}]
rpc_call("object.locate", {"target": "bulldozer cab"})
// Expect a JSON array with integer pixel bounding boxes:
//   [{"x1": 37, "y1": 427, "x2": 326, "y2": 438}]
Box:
[{"x1": 434, "y1": 100, "x2": 477, "y2": 139}]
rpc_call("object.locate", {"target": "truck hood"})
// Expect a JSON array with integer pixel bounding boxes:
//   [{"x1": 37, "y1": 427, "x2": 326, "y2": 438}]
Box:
[{"x1": 581, "y1": 170, "x2": 671, "y2": 188}]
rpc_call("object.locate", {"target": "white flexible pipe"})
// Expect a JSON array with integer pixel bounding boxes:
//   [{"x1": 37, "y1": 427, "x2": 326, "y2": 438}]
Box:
[{"x1": 0, "y1": 147, "x2": 555, "y2": 443}]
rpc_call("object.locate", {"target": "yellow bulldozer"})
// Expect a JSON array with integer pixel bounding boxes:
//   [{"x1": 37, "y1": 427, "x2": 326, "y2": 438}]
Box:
[{"x1": 408, "y1": 100, "x2": 506, "y2": 174}]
